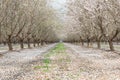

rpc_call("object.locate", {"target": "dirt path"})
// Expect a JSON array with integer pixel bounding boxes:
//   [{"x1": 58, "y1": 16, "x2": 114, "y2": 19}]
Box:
[
  {"x1": 0, "y1": 43, "x2": 120, "y2": 80},
  {"x1": 64, "y1": 43, "x2": 120, "y2": 80},
  {"x1": 0, "y1": 44, "x2": 56, "y2": 80},
  {"x1": 29, "y1": 43, "x2": 120, "y2": 80}
]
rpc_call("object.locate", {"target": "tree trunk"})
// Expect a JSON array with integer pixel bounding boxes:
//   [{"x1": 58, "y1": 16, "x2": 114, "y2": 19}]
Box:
[
  {"x1": 44, "y1": 42, "x2": 46, "y2": 45},
  {"x1": 41, "y1": 40, "x2": 44, "y2": 46},
  {"x1": 97, "y1": 41, "x2": 101, "y2": 49},
  {"x1": 81, "y1": 41, "x2": 84, "y2": 46},
  {"x1": 8, "y1": 42, "x2": 13, "y2": 51},
  {"x1": 7, "y1": 36, "x2": 13, "y2": 51},
  {"x1": 3, "y1": 41, "x2": 7, "y2": 46},
  {"x1": 87, "y1": 39, "x2": 90, "y2": 47},
  {"x1": 108, "y1": 40, "x2": 114, "y2": 51},
  {"x1": 37, "y1": 42, "x2": 40, "y2": 46},
  {"x1": 20, "y1": 39, "x2": 24, "y2": 49},
  {"x1": 27, "y1": 38, "x2": 31, "y2": 48},
  {"x1": 33, "y1": 42, "x2": 36, "y2": 47},
  {"x1": 90, "y1": 42, "x2": 93, "y2": 47},
  {"x1": 87, "y1": 42, "x2": 90, "y2": 47}
]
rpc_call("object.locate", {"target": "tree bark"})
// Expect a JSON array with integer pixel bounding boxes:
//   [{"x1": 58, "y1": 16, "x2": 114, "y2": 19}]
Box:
[
  {"x1": 33, "y1": 42, "x2": 36, "y2": 47},
  {"x1": 87, "y1": 42, "x2": 90, "y2": 47},
  {"x1": 90, "y1": 42, "x2": 93, "y2": 47},
  {"x1": 81, "y1": 41, "x2": 84, "y2": 46},
  {"x1": 87, "y1": 39, "x2": 90, "y2": 47},
  {"x1": 8, "y1": 42, "x2": 13, "y2": 51},
  {"x1": 7, "y1": 36, "x2": 13, "y2": 51},
  {"x1": 20, "y1": 39, "x2": 24, "y2": 49},
  {"x1": 37, "y1": 42, "x2": 40, "y2": 46},
  {"x1": 97, "y1": 40, "x2": 101, "y2": 49},
  {"x1": 41, "y1": 40, "x2": 44, "y2": 46},
  {"x1": 3, "y1": 41, "x2": 7, "y2": 46},
  {"x1": 108, "y1": 40, "x2": 114, "y2": 51},
  {"x1": 27, "y1": 38, "x2": 31, "y2": 48}
]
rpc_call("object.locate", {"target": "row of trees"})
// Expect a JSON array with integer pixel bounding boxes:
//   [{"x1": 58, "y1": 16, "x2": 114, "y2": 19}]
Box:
[
  {"x1": 66, "y1": 0, "x2": 120, "y2": 51},
  {"x1": 0, "y1": 0, "x2": 59, "y2": 51}
]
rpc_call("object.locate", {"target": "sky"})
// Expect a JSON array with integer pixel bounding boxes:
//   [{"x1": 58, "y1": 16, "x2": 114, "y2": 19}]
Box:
[
  {"x1": 50, "y1": 0, "x2": 67, "y2": 22},
  {"x1": 51, "y1": 0, "x2": 66, "y2": 11},
  {"x1": 50, "y1": 0, "x2": 68, "y2": 39}
]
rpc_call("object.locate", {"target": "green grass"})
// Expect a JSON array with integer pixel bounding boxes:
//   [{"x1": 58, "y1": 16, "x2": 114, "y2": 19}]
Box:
[
  {"x1": 53, "y1": 43, "x2": 66, "y2": 51},
  {"x1": 34, "y1": 43, "x2": 66, "y2": 71},
  {"x1": 34, "y1": 58, "x2": 51, "y2": 71},
  {"x1": 45, "y1": 43, "x2": 66, "y2": 57}
]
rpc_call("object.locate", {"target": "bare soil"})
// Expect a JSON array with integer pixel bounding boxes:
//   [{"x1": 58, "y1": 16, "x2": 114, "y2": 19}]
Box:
[{"x1": 0, "y1": 43, "x2": 120, "y2": 80}]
